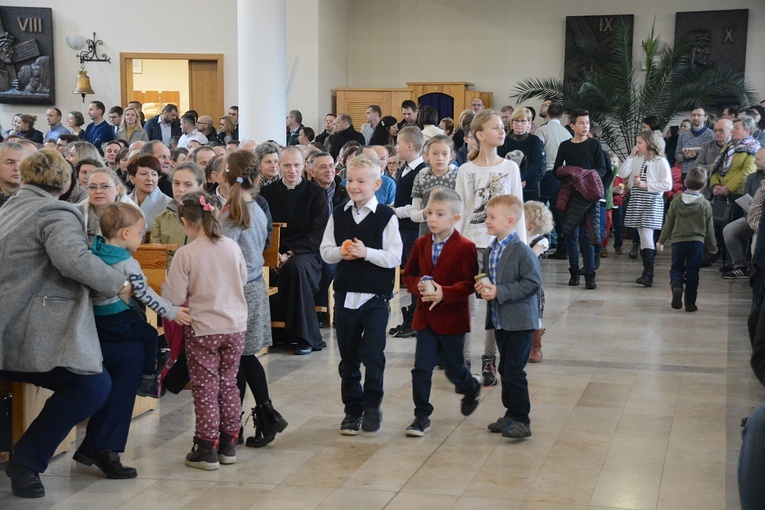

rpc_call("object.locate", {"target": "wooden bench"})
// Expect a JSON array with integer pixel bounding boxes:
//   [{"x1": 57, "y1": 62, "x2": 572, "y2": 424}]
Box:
[
  {"x1": 0, "y1": 244, "x2": 180, "y2": 461},
  {"x1": 133, "y1": 243, "x2": 177, "y2": 415}
]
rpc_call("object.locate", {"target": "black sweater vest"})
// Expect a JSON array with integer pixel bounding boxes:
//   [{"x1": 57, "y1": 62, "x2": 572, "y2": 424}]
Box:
[
  {"x1": 394, "y1": 162, "x2": 426, "y2": 232},
  {"x1": 333, "y1": 204, "x2": 395, "y2": 295}
]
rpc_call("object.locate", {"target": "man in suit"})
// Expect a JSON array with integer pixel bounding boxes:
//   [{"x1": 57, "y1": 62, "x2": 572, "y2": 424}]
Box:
[{"x1": 143, "y1": 104, "x2": 181, "y2": 146}]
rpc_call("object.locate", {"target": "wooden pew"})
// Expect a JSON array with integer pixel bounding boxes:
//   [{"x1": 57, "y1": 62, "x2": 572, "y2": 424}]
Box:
[{"x1": 132, "y1": 243, "x2": 177, "y2": 416}]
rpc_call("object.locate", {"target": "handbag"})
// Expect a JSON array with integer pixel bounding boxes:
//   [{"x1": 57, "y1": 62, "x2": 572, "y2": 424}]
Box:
[
  {"x1": 161, "y1": 351, "x2": 190, "y2": 394},
  {"x1": 712, "y1": 196, "x2": 733, "y2": 226}
]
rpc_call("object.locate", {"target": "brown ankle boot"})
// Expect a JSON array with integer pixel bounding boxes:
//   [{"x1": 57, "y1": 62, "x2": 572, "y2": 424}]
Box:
[{"x1": 529, "y1": 329, "x2": 544, "y2": 363}]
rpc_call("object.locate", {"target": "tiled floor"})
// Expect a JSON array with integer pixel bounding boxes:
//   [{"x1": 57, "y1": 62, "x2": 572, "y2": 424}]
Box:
[{"x1": 2, "y1": 247, "x2": 762, "y2": 509}]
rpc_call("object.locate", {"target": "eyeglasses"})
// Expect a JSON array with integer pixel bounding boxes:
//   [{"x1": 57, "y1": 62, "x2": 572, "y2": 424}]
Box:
[
  {"x1": 512, "y1": 119, "x2": 530, "y2": 123},
  {"x1": 108, "y1": 115, "x2": 120, "y2": 121},
  {"x1": 196, "y1": 122, "x2": 209, "y2": 126},
  {"x1": 88, "y1": 184, "x2": 115, "y2": 191}
]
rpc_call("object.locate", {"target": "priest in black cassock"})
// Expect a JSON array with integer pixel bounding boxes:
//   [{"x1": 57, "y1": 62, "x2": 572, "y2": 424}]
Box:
[{"x1": 260, "y1": 146, "x2": 330, "y2": 355}]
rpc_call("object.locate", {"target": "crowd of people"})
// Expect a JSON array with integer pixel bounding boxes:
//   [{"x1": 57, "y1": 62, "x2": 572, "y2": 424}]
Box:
[{"x1": 2, "y1": 96, "x2": 765, "y2": 505}]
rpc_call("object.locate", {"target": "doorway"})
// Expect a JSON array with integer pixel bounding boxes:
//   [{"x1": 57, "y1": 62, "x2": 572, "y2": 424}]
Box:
[{"x1": 120, "y1": 53, "x2": 223, "y2": 120}]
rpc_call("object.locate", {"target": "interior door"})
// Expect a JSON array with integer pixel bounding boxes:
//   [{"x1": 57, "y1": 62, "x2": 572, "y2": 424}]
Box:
[{"x1": 188, "y1": 60, "x2": 222, "y2": 120}]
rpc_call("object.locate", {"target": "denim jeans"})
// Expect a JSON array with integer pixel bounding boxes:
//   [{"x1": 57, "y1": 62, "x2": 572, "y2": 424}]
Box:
[
  {"x1": 567, "y1": 226, "x2": 596, "y2": 271},
  {"x1": 495, "y1": 328, "x2": 534, "y2": 426},
  {"x1": 739, "y1": 403, "x2": 765, "y2": 509},
  {"x1": 411, "y1": 326, "x2": 480, "y2": 418},
  {"x1": 670, "y1": 241, "x2": 703, "y2": 292},
  {"x1": 335, "y1": 294, "x2": 390, "y2": 416}
]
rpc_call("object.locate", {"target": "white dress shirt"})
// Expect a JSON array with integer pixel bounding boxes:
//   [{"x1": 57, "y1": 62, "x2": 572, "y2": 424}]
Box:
[{"x1": 320, "y1": 195, "x2": 402, "y2": 309}]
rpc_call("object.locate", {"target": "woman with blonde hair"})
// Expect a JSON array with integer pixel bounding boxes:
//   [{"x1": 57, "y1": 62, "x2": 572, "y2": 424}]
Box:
[
  {"x1": 501, "y1": 107, "x2": 546, "y2": 201},
  {"x1": 0, "y1": 149, "x2": 139, "y2": 497},
  {"x1": 618, "y1": 129, "x2": 673, "y2": 286},
  {"x1": 65, "y1": 141, "x2": 105, "y2": 167},
  {"x1": 77, "y1": 167, "x2": 134, "y2": 243},
  {"x1": 116, "y1": 107, "x2": 149, "y2": 145},
  {"x1": 217, "y1": 116, "x2": 237, "y2": 145}
]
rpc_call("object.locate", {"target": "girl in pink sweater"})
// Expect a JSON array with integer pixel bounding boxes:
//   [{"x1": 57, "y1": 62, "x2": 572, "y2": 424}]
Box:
[{"x1": 163, "y1": 191, "x2": 247, "y2": 471}]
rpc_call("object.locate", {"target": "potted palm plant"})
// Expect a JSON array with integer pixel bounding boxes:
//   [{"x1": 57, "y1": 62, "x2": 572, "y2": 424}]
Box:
[{"x1": 511, "y1": 19, "x2": 756, "y2": 159}]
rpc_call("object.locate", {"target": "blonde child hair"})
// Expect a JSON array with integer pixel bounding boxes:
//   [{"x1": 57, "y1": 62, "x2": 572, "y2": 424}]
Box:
[{"x1": 523, "y1": 201, "x2": 553, "y2": 237}]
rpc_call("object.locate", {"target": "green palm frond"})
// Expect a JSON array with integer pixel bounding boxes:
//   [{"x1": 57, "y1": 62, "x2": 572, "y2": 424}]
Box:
[{"x1": 510, "y1": 19, "x2": 756, "y2": 160}]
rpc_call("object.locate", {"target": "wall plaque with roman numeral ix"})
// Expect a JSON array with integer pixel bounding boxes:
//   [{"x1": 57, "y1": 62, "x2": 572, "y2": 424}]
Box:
[
  {"x1": 563, "y1": 15, "x2": 634, "y2": 86},
  {"x1": 0, "y1": 6, "x2": 54, "y2": 105}
]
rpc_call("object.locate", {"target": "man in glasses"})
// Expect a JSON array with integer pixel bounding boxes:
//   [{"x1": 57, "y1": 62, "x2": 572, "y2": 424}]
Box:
[
  {"x1": 107, "y1": 106, "x2": 123, "y2": 137},
  {"x1": 195, "y1": 115, "x2": 217, "y2": 142}
]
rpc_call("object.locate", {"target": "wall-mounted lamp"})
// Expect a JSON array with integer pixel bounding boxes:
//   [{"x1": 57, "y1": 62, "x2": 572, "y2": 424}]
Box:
[{"x1": 66, "y1": 32, "x2": 111, "y2": 65}]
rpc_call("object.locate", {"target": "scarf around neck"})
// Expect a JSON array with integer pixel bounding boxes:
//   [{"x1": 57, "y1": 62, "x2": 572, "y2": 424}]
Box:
[{"x1": 712, "y1": 136, "x2": 762, "y2": 177}]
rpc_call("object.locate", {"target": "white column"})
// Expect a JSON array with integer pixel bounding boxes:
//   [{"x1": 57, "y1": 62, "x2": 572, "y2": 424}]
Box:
[{"x1": 237, "y1": 0, "x2": 286, "y2": 144}]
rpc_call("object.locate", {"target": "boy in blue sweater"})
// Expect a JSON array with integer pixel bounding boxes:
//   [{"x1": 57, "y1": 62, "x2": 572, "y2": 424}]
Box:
[
  {"x1": 320, "y1": 154, "x2": 403, "y2": 435},
  {"x1": 91, "y1": 202, "x2": 191, "y2": 396}
]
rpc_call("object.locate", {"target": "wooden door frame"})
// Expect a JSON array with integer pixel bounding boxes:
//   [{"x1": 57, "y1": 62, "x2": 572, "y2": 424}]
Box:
[{"x1": 119, "y1": 52, "x2": 224, "y2": 112}]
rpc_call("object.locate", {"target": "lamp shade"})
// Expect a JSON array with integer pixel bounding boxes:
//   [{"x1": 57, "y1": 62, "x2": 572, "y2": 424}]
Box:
[
  {"x1": 66, "y1": 34, "x2": 87, "y2": 51},
  {"x1": 72, "y1": 70, "x2": 95, "y2": 95}
]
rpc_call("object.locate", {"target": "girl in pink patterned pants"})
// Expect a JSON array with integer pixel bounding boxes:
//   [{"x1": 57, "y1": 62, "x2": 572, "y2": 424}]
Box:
[{"x1": 163, "y1": 191, "x2": 248, "y2": 470}]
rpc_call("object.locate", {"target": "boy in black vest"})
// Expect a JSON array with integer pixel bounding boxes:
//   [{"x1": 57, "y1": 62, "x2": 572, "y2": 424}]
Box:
[
  {"x1": 390, "y1": 126, "x2": 427, "y2": 338},
  {"x1": 320, "y1": 154, "x2": 403, "y2": 435}
]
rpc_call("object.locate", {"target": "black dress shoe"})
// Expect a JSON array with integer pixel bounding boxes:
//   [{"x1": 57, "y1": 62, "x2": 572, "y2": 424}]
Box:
[
  {"x1": 73, "y1": 445, "x2": 137, "y2": 479},
  {"x1": 294, "y1": 342, "x2": 312, "y2": 355},
  {"x1": 5, "y1": 456, "x2": 44, "y2": 498}
]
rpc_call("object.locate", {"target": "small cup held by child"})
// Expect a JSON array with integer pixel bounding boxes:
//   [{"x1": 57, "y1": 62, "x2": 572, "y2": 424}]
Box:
[
  {"x1": 420, "y1": 275, "x2": 436, "y2": 293},
  {"x1": 474, "y1": 273, "x2": 491, "y2": 286},
  {"x1": 341, "y1": 239, "x2": 354, "y2": 255}
]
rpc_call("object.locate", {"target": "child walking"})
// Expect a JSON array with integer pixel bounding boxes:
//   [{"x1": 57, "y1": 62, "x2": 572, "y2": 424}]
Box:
[
  {"x1": 219, "y1": 150, "x2": 288, "y2": 448},
  {"x1": 403, "y1": 189, "x2": 481, "y2": 436},
  {"x1": 656, "y1": 167, "x2": 718, "y2": 312},
  {"x1": 90, "y1": 202, "x2": 192, "y2": 397},
  {"x1": 390, "y1": 126, "x2": 427, "y2": 338},
  {"x1": 410, "y1": 135, "x2": 460, "y2": 236},
  {"x1": 163, "y1": 191, "x2": 248, "y2": 470},
  {"x1": 455, "y1": 109, "x2": 526, "y2": 385},
  {"x1": 320, "y1": 154, "x2": 402, "y2": 435},
  {"x1": 475, "y1": 195, "x2": 541, "y2": 439},
  {"x1": 618, "y1": 130, "x2": 673, "y2": 286},
  {"x1": 523, "y1": 200, "x2": 554, "y2": 363}
]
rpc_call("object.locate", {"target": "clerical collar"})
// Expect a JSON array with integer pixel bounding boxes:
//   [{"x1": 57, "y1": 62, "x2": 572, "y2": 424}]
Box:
[{"x1": 283, "y1": 177, "x2": 302, "y2": 190}]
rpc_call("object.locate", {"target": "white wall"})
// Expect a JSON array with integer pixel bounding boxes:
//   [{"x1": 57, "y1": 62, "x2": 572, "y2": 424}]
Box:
[
  {"x1": 0, "y1": 0, "x2": 237, "y2": 130},
  {"x1": 286, "y1": 0, "x2": 350, "y2": 132},
  {"x1": 287, "y1": 0, "x2": 320, "y2": 130},
  {"x1": 317, "y1": 0, "x2": 350, "y2": 122},
  {"x1": 348, "y1": 0, "x2": 765, "y2": 113}
]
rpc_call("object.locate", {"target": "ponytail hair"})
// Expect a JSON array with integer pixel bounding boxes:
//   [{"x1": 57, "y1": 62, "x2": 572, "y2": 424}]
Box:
[
  {"x1": 467, "y1": 109, "x2": 498, "y2": 162},
  {"x1": 178, "y1": 191, "x2": 221, "y2": 241},
  {"x1": 224, "y1": 150, "x2": 261, "y2": 229}
]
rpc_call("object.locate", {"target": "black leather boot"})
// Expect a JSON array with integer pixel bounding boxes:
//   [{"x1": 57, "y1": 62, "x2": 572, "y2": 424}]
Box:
[
  {"x1": 73, "y1": 444, "x2": 138, "y2": 479},
  {"x1": 636, "y1": 249, "x2": 655, "y2": 287},
  {"x1": 246, "y1": 400, "x2": 288, "y2": 448},
  {"x1": 584, "y1": 270, "x2": 597, "y2": 289},
  {"x1": 670, "y1": 280, "x2": 683, "y2": 309},
  {"x1": 685, "y1": 288, "x2": 698, "y2": 312},
  {"x1": 568, "y1": 268, "x2": 580, "y2": 286},
  {"x1": 5, "y1": 456, "x2": 44, "y2": 498}
]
